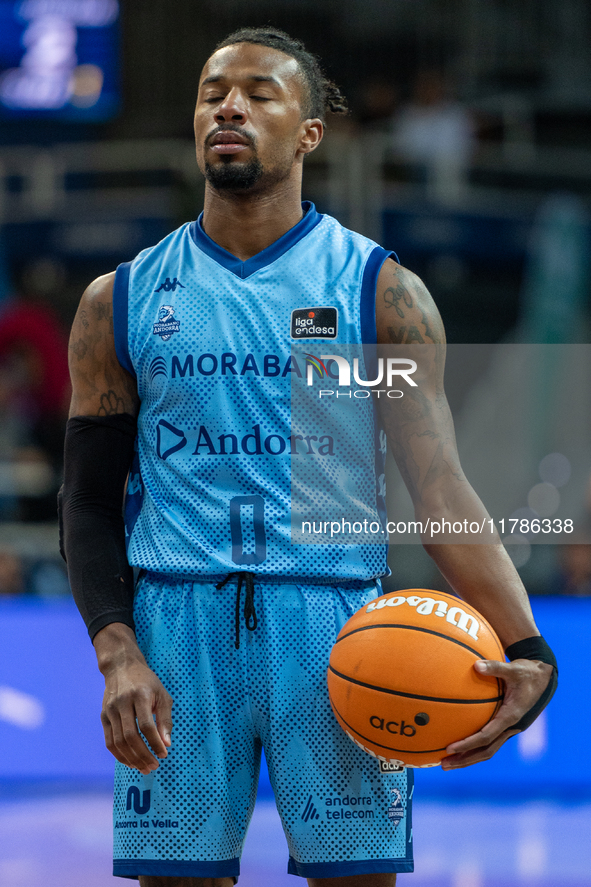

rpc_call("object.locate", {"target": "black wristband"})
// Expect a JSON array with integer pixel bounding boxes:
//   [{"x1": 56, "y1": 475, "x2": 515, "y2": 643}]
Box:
[
  {"x1": 505, "y1": 635, "x2": 558, "y2": 732},
  {"x1": 505, "y1": 635, "x2": 558, "y2": 670}
]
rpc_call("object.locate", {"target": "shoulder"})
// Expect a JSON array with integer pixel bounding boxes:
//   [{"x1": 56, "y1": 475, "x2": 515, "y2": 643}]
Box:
[
  {"x1": 81, "y1": 271, "x2": 116, "y2": 307},
  {"x1": 74, "y1": 271, "x2": 116, "y2": 334},
  {"x1": 317, "y1": 211, "x2": 380, "y2": 253},
  {"x1": 70, "y1": 271, "x2": 117, "y2": 366},
  {"x1": 69, "y1": 271, "x2": 139, "y2": 417},
  {"x1": 100, "y1": 225, "x2": 193, "y2": 291},
  {"x1": 375, "y1": 257, "x2": 446, "y2": 345},
  {"x1": 130, "y1": 223, "x2": 192, "y2": 269},
  {"x1": 73, "y1": 272, "x2": 116, "y2": 336}
]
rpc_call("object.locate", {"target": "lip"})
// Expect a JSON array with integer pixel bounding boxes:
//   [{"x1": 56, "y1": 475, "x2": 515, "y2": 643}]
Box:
[
  {"x1": 211, "y1": 131, "x2": 249, "y2": 145},
  {"x1": 210, "y1": 143, "x2": 249, "y2": 155},
  {"x1": 208, "y1": 131, "x2": 251, "y2": 154}
]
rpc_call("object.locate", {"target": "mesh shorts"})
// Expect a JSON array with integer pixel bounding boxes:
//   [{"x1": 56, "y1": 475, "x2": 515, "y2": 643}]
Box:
[{"x1": 113, "y1": 573, "x2": 414, "y2": 880}]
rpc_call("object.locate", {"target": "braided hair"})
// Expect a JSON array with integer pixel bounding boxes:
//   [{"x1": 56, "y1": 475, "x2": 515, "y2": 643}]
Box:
[{"x1": 214, "y1": 27, "x2": 348, "y2": 124}]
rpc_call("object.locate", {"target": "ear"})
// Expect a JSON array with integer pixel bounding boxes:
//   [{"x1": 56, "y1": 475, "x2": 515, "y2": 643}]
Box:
[{"x1": 297, "y1": 118, "x2": 323, "y2": 156}]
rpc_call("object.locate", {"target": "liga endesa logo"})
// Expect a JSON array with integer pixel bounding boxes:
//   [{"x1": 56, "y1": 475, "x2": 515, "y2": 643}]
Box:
[
  {"x1": 291, "y1": 307, "x2": 338, "y2": 339},
  {"x1": 304, "y1": 354, "x2": 417, "y2": 399}
]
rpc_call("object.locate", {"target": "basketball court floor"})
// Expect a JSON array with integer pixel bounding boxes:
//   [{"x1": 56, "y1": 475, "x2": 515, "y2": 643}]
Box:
[{"x1": 1, "y1": 789, "x2": 590, "y2": 887}]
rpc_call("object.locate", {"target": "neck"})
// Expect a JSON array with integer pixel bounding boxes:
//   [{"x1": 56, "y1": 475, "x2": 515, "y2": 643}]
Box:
[{"x1": 201, "y1": 174, "x2": 305, "y2": 261}]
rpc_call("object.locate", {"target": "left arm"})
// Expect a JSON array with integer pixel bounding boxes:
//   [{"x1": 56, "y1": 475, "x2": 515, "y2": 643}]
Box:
[{"x1": 375, "y1": 258, "x2": 555, "y2": 768}]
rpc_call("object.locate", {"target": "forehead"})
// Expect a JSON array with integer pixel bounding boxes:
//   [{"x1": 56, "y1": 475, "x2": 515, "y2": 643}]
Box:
[{"x1": 200, "y1": 42, "x2": 304, "y2": 95}]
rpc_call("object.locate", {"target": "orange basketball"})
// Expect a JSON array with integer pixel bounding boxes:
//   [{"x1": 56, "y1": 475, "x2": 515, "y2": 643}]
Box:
[{"x1": 327, "y1": 589, "x2": 505, "y2": 767}]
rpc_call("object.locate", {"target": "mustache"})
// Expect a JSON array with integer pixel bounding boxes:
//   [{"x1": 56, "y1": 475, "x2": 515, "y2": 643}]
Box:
[{"x1": 204, "y1": 124, "x2": 256, "y2": 148}]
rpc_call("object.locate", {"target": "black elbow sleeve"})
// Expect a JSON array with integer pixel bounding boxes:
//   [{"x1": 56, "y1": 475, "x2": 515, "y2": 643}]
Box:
[{"x1": 60, "y1": 414, "x2": 137, "y2": 640}]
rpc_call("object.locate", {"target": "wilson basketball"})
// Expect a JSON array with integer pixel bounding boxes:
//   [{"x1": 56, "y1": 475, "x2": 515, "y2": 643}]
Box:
[{"x1": 327, "y1": 589, "x2": 505, "y2": 767}]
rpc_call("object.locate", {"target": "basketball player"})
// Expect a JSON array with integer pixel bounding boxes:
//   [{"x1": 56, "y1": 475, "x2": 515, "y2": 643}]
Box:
[{"x1": 60, "y1": 29, "x2": 557, "y2": 886}]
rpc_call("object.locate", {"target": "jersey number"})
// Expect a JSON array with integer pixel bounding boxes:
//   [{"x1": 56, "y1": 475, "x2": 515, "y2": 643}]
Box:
[{"x1": 230, "y1": 495, "x2": 267, "y2": 565}]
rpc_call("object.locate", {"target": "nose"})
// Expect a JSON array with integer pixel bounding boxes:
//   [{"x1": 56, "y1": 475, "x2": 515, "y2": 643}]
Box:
[{"x1": 215, "y1": 88, "x2": 247, "y2": 124}]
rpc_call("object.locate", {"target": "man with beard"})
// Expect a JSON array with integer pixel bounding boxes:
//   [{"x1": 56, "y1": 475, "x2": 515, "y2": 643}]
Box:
[{"x1": 60, "y1": 27, "x2": 556, "y2": 887}]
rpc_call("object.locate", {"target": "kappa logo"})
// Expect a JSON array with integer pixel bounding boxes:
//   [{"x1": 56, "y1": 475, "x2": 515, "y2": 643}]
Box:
[
  {"x1": 301, "y1": 795, "x2": 320, "y2": 822},
  {"x1": 153, "y1": 305, "x2": 181, "y2": 341},
  {"x1": 155, "y1": 277, "x2": 185, "y2": 293},
  {"x1": 126, "y1": 786, "x2": 151, "y2": 815},
  {"x1": 291, "y1": 307, "x2": 338, "y2": 339}
]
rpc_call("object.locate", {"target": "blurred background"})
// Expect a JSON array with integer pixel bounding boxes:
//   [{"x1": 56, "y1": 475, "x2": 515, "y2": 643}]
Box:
[{"x1": 0, "y1": 0, "x2": 590, "y2": 884}]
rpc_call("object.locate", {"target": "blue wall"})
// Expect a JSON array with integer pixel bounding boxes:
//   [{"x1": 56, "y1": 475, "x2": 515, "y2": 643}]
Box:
[
  {"x1": 417, "y1": 597, "x2": 589, "y2": 800},
  {"x1": 0, "y1": 599, "x2": 111, "y2": 779},
  {"x1": 0, "y1": 597, "x2": 586, "y2": 799}
]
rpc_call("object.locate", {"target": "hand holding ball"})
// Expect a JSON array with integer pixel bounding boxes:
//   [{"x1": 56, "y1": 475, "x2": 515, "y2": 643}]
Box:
[{"x1": 327, "y1": 589, "x2": 505, "y2": 767}]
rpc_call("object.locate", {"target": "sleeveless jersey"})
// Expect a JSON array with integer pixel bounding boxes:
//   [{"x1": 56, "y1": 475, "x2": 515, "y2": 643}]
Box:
[{"x1": 113, "y1": 202, "x2": 393, "y2": 579}]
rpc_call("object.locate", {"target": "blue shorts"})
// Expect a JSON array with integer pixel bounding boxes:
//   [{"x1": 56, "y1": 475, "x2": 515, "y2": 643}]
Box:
[{"x1": 113, "y1": 574, "x2": 414, "y2": 880}]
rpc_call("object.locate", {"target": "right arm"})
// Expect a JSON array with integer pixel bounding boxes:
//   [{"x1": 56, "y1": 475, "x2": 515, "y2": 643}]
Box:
[
  {"x1": 68, "y1": 272, "x2": 138, "y2": 418},
  {"x1": 63, "y1": 272, "x2": 172, "y2": 775}
]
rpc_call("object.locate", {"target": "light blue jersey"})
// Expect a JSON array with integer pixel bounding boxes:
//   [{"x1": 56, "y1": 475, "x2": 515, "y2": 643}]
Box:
[
  {"x1": 111, "y1": 206, "x2": 414, "y2": 881},
  {"x1": 113, "y1": 203, "x2": 393, "y2": 579}
]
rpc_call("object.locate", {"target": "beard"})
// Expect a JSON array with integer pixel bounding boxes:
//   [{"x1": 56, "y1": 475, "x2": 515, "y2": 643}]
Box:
[{"x1": 204, "y1": 156, "x2": 264, "y2": 191}]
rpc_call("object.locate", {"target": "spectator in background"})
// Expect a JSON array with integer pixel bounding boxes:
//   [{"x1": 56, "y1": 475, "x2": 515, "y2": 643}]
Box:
[
  {"x1": 28, "y1": 557, "x2": 70, "y2": 597},
  {"x1": 0, "y1": 546, "x2": 70, "y2": 598},
  {"x1": 391, "y1": 68, "x2": 475, "y2": 202},
  {"x1": 0, "y1": 295, "x2": 70, "y2": 431},
  {"x1": 550, "y1": 473, "x2": 591, "y2": 596},
  {"x1": 355, "y1": 76, "x2": 398, "y2": 128},
  {"x1": 0, "y1": 549, "x2": 26, "y2": 596},
  {"x1": 554, "y1": 542, "x2": 591, "y2": 596},
  {"x1": 0, "y1": 282, "x2": 70, "y2": 520}
]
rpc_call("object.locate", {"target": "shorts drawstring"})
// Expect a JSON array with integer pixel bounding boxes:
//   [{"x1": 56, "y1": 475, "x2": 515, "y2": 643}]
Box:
[{"x1": 216, "y1": 571, "x2": 258, "y2": 649}]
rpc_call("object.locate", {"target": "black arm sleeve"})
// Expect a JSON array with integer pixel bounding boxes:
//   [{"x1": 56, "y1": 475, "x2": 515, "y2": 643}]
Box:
[{"x1": 59, "y1": 414, "x2": 137, "y2": 641}]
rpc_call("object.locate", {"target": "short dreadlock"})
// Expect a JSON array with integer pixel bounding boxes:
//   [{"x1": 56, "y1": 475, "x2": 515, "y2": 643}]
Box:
[{"x1": 214, "y1": 27, "x2": 348, "y2": 124}]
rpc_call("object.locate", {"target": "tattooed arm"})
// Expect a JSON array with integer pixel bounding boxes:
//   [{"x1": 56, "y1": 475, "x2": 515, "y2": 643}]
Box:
[
  {"x1": 65, "y1": 274, "x2": 172, "y2": 775},
  {"x1": 68, "y1": 272, "x2": 138, "y2": 418},
  {"x1": 375, "y1": 259, "x2": 553, "y2": 768}
]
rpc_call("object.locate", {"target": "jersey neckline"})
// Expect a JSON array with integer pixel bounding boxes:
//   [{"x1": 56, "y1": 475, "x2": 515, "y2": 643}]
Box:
[{"x1": 188, "y1": 201, "x2": 322, "y2": 279}]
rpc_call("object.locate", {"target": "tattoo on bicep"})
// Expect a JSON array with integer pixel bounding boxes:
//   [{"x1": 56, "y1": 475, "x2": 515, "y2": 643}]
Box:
[
  {"x1": 383, "y1": 284, "x2": 413, "y2": 318},
  {"x1": 93, "y1": 302, "x2": 111, "y2": 321},
  {"x1": 79, "y1": 310, "x2": 89, "y2": 329},
  {"x1": 387, "y1": 325, "x2": 406, "y2": 344},
  {"x1": 386, "y1": 324, "x2": 425, "y2": 344},
  {"x1": 92, "y1": 301, "x2": 114, "y2": 334},
  {"x1": 405, "y1": 325, "x2": 425, "y2": 344},
  {"x1": 420, "y1": 310, "x2": 436, "y2": 342},
  {"x1": 97, "y1": 390, "x2": 125, "y2": 416},
  {"x1": 71, "y1": 338, "x2": 88, "y2": 361}
]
